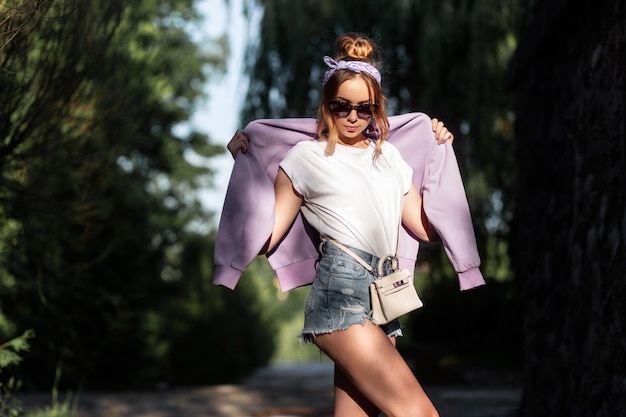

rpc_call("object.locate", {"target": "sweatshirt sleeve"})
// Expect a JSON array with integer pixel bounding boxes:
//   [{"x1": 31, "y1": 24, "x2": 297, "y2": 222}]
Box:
[
  {"x1": 213, "y1": 118, "x2": 319, "y2": 290},
  {"x1": 422, "y1": 138, "x2": 485, "y2": 290},
  {"x1": 212, "y1": 124, "x2": 275, "y2": 289},
  {"x1": 388, "y1": 113, "x2": 485, "y2": 291}
]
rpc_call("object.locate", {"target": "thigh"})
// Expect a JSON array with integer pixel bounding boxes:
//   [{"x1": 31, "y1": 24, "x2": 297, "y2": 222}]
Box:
[
  {"x1": 333, "y1": 335, "x2": 398, "y2": 417},
  {"x1": 314, "y1": 321, "x2": 437, "y2": 417},
  {"x1": 334, "y1": 364, "x2": 379, "y2": 417}
]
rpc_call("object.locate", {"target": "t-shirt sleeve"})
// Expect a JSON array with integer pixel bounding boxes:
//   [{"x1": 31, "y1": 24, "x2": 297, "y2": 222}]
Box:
[
  {"x1": 278, "y1": 144, "x2": 306, "y2": 197},
  {"x1": 384, "y1": 142, "x2": 413, "y2": 194},
  {"x1": 400, "y1": 159, "x2": 413, "y2": 194}
]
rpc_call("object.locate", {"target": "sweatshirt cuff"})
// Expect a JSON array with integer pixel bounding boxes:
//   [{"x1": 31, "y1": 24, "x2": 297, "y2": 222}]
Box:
[
  {"x1": 458, "y1": 267, "x2": 486, "y2": 291},
  {"x1": 213, "y1": 265, "x2": 245, "y2": 290}
]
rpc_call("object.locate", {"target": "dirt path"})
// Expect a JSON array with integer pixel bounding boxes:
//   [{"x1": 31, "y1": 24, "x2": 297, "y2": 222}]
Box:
[{"x1": 18, "y1": 362, "x2": 520, "y2": 417}]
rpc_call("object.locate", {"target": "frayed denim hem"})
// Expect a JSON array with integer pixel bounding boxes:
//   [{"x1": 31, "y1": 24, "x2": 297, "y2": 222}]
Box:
[
  {"x1": 298, "y1": 317, "x2": 403, "y2": 344},
  {"x1": 299, "y1": 317, "x2": 368, "y2": 344}
]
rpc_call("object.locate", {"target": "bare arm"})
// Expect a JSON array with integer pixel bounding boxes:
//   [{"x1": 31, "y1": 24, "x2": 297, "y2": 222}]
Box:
[
  {"x1": 260, "y1": 168, "x2": 304, "y2": 254},
  {"x1": 400, "y1": 118, "x2": 451, "y2": 241},
  {"x1": 402, "y1": 185, "x2": 438, "y2": 242}
]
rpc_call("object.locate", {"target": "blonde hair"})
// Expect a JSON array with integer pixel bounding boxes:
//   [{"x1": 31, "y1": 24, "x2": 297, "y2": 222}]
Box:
[{"x1": 316, "y1": 33, "x2": 389, "y2": 157}]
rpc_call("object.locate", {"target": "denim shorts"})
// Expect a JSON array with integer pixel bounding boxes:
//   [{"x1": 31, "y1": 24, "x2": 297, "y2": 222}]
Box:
[{"x1": 300, "y1": 241, "x2": 402, "y2": 342}]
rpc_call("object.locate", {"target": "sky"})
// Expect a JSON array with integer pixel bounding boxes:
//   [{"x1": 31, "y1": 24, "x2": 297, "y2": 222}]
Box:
[{"x1": 190, "y1": 0, "x2": 262, "y2": 219}]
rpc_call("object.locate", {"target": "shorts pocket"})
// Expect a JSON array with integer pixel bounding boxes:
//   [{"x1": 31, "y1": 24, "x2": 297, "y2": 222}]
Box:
[{"x1": 329, "y1": 257, "x2": 370, "y2": 281}]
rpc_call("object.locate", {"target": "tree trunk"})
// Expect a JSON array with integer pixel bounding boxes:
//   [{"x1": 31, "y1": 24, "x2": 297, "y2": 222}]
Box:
[{"x1": 508, "y1": 1, "x2": 626, "y2": 415}]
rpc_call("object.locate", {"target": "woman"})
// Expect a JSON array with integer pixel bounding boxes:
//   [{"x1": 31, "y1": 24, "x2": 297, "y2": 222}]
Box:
[{"x1": 218, "y1": 33, "x2": 484, "y2": 417}]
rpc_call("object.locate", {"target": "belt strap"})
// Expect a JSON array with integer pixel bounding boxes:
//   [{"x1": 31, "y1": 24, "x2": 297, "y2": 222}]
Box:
[{"x1": 324, "y1": 238, "x2": 398, "y2": 278}]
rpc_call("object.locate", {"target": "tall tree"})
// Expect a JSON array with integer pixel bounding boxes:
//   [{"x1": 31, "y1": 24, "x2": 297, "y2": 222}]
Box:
[
  {"x1": 0, "y1": 0, "x2": 245, "y2": 389},
  {"x1": 509, "y1": 0, "x2": 626, "y2": 414}
]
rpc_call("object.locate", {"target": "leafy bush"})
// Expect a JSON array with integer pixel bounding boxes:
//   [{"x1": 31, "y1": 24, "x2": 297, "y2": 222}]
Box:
[
  {"x1": 0, "y1": 330, "x2": 33, "y2": 417},
  {"x1": 0, "y1": 331, "x2": 77, "y2": 417}
]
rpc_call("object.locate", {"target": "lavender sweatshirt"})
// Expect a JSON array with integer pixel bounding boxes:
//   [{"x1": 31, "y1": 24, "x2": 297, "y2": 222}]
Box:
[{"x1": 213, "y1": 113, "x2": 485, "y2": 292}]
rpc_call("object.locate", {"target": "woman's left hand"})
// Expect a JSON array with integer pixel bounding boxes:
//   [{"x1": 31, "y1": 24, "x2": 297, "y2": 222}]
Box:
[{"x1": 431, "y1": 118, "x2": 454, "y2": 145}]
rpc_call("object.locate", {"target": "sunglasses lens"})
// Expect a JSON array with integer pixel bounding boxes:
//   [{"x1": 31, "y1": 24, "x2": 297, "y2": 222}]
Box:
[
  {"x1": 330, "y1": 101, "x2": 376, "y2": 119},
  {"x1": 330, "y1": 101, "x2": 351, "y2": 117},
  {"x1": 356, "y1": 104, "x2": 373, "y2": 118}
]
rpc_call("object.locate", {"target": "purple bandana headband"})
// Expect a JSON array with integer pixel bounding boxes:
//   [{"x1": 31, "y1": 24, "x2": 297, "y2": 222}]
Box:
[{"x1": 322, "y1": 56, "x2": 382, "y2": 86}]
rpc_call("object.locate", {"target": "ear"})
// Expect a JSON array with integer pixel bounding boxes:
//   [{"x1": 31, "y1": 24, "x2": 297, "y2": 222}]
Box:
[{"x1": 363, "y1": 118, "x2": 381, "y2": 140}]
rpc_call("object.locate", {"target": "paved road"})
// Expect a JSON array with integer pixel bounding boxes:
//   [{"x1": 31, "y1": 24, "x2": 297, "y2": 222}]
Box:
[{"x1": 18, "y1": 362, "x2": 520, "y2": 417}]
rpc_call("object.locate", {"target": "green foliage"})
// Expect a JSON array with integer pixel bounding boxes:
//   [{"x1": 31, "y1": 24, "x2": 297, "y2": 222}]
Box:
[
  {"x1": 0, "y1": 331, "x2": 77, "y2": 417},
  {"x1": 0, "y1": 393, "x2": 22, "y2": 417},
  {"x1": 0, "y1": 330, "x2": 34, "y2": 370},
  {"x1": 0, "y1": 0, "x2": 274, "y2": 391},
  {"x1": 152, "y1": 239, "x2": 278, "y2": 385},
  {"x1": 21, "y1": 362, "x2": 78, "y2": 417},
  {"x1": 270, "y1": 286, "x2": 320, "y2": 362},
  {"x1": 24, "y1": 404, "x2": 75, "y2": 417},
  {"x1": 0, "y1": 331, "x2": 34, "y2": 417}
]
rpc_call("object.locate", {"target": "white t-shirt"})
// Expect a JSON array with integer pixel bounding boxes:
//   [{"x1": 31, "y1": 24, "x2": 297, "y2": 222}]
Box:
[{"x1": 279, "y1": 139, "x2": 413, "y2": 257}]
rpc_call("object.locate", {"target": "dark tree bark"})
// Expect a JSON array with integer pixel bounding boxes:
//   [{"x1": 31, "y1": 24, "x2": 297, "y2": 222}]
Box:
[{"x1": 508, "y1": 0, "x2": 626, "y2": 415}]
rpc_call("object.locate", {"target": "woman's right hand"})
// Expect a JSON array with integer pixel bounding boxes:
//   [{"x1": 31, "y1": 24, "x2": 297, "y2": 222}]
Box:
[{"x1": 227, "y1": 129, "x2": 250, "y2": 158}]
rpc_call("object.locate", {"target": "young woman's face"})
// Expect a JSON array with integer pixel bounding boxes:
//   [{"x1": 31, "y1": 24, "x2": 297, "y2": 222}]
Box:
[{"x1": 330, "y1": 77, "x2": 375, "y2": 145}]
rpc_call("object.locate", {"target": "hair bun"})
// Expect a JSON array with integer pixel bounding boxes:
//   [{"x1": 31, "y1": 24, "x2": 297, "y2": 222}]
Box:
[{"x1": 336, "y1": 33, "x2": 376, "y2": 61}]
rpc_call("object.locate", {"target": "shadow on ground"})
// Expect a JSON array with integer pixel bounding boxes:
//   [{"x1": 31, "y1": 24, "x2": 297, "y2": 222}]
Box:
[{"x1": 18, "y1": 362, "x2": 520, "y2": 417}]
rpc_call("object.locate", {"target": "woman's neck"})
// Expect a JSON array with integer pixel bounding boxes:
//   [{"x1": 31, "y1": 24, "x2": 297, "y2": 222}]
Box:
[{"x1": 338, "y1": 135, "x2": 370, "y2": 149}]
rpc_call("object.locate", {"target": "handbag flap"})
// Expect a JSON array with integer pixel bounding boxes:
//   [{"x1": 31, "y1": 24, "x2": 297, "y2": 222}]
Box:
[{"x1": 372, "y1": 269, "x2": 412, "y2": 292}]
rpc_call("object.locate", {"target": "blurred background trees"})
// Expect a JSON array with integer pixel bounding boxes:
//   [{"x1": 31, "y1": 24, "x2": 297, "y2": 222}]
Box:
[
  {"x1": 0, "y1": 0, "x2": 275, "y2": 390},
  {"x1": 0, "y1": 0, "x2": 525, "y2": 391},
  {"x1": 2, "y1": 2, "x2": 624, "y2": 416}
]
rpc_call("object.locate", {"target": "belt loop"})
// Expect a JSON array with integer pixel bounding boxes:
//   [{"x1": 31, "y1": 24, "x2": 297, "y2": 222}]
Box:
[{"x1": 318, "y1": 240, "x2": 326, "y2": 255}]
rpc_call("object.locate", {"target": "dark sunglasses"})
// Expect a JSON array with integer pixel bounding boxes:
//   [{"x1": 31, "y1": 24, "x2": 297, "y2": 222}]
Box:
[{"x1": 329, "y1": 100, "x2": 378, "y2": 119}]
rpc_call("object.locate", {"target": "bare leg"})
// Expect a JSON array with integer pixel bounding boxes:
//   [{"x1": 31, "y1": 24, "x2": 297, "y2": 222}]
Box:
[
  {"x1": 333, "y1": 334, "x2": 398, "y2": 417},
  {"x1": 314, "y1": 320, "x2": 438, "y2": 417},
  {"x1": 334, "y1": 364, "x2": 380, "y2": 417}
]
